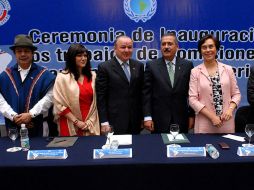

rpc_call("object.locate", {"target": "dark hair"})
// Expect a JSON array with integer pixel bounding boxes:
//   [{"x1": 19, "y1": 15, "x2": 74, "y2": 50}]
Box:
[
  {"x1": 198, "y1": 34, "x2": 220, "y2": 54},
  {"x1": 64, "y1": 44, "x2": 92, "y2": 81},
  {"x1": 161, "y1": 32, "x2": 178, "y2": 46}
]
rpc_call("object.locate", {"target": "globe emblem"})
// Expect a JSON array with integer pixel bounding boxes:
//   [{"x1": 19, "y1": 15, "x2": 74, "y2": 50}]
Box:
[
  {"x1": 124, "y1": 0, "x2": 157, "y2": 22},
  {"x1": 130, "y1": 0, "x2": 151, "y2": 15}
]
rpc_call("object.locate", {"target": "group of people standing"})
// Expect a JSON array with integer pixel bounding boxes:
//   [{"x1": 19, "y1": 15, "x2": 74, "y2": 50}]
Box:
[{"x1": 0, "y1": 32, "x2": 244, "y2": 137}]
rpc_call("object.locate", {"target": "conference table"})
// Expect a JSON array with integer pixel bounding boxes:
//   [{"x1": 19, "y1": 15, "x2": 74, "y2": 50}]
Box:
[{"x1": 0, "y1": 133, "x2": 253, "y2": 190}]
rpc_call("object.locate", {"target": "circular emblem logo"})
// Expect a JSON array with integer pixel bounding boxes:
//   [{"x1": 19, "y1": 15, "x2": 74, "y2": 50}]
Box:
[
  {"x1": 124, "y1": 0, "x2": 157, "y2": 23},
  {"x1": 0, "y1": 0, "x2": 11, "y2": 26}
]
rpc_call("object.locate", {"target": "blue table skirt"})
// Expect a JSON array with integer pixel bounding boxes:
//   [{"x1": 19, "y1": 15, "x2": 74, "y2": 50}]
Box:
[{"x1": 0, "y1": 134, "x2": 253, "y2": 190}]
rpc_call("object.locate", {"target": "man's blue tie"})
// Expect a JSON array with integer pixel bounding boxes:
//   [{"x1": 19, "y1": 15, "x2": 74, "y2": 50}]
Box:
[{"x1": 122, "y1": 62, "x2": 130, "y2": 82}]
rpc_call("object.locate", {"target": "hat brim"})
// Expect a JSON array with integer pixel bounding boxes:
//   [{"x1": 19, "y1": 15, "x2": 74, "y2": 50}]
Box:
[{"x1": 10, "y1": 45, "x2": 37, "y2": 51}]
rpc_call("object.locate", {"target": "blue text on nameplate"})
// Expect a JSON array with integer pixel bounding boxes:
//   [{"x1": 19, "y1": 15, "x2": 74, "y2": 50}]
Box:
[
  {"x1": 27, "y1": 149, "x2": 68, "y2": 160},
  {"x1": 93, "y1": 148, "x2": 132, "y2": 159},
  {"x1": 237, "y1": 146, "x2": 254, "y2": 156},
  {"x1": 167, "y1": 146, "x2": 206, "y2": 158}
]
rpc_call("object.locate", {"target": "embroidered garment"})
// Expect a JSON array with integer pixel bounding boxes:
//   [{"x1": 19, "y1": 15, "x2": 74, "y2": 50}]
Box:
[{"x1": 0, "y1": 63, "x2": 55, "y2": 136}]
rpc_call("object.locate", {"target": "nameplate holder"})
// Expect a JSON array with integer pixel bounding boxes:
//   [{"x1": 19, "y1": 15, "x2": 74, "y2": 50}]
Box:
[
  {"x1": 93, "y1": 148, "x2": 132, "y2": 159},
  {"x1": 167, "y1": 146, "x2": 206, "y2": 158},
  {"x1": 27, "y1": 149, "x2": 68, "y2": 160},
  {"x1": 237, "y1": 146, "x2": 254, "y2": 156}
]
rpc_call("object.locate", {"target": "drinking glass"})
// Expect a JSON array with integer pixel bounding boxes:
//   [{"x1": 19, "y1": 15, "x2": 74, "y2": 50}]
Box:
[
  {"x1": 6, "y1": 128, "x2": 20, "y2": 152},
  {"x1": 168, "y1": 124, "x2": 181, "y2": 147},
  {"x1": 110, "y1": 140, "x2": 119, "y2": 150},
  {"x1": 242, "y1": 124, "x2": 254, "y2": 147}
]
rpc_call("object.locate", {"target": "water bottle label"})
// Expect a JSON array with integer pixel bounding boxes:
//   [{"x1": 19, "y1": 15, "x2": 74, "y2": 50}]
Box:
[
  {"x1": 206, "y1": 144, "x2": 219, "y2": 159},
  {"x1": 207, "y1": 146, "x2": 215, "y2": 153},
  {"x1": 21, "y1": 138, "x2": 30, "y2": 151}
]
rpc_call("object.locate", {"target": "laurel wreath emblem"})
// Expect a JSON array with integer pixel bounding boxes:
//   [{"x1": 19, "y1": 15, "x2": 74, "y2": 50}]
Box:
[{"x1": 124, "y1": 0, "x2": 157, "y2": 23}]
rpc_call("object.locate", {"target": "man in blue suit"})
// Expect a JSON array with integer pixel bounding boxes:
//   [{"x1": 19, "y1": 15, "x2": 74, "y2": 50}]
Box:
[{"x1": 143, "y1": 33, "x2": 194, "y2": 133}]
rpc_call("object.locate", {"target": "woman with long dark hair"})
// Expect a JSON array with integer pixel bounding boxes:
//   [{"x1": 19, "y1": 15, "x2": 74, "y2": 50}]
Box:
[{"x1": 53, "y1": 44, "x2": 100, "y2": 136}]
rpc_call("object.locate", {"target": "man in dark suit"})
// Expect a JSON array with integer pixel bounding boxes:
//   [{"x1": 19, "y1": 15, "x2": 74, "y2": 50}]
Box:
[
  {"x1": 96, "y1": 35, "x2": 144, "y2": 135},
  {"x1": 143, "y1": 33, "x2": 194, "y2": 133},
  {"x1": 247, "y1": 65, "x2": 254, "y2": 124}
]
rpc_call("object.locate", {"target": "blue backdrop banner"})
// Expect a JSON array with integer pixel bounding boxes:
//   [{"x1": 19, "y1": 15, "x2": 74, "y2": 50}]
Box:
[{"x1": 0, "y1": 0, "x2": 253, "y2": 124}]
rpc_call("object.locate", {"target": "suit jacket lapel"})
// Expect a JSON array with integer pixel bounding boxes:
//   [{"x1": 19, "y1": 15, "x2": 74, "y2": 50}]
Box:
[
  {"x1": 112, "y1": 57, "x2": 129, "y2": 83},
  {"x1": 129, "y1": 60, "x2": 136, "y2": 85},
  {"x1": 173, "y1": 57, "x2": 182, "y2": 87},
  {"x1": 217, "y1": 62, "x2": 226, "y2": 79},
  {"x1": 158, "y1": 58, "x2": 172, "y2": 87},
  {"x1": 198, "y1": 63, "x2": 210, "y2": 81}
]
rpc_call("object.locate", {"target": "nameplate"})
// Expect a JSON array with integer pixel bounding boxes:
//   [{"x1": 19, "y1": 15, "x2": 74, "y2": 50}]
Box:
[
  {"x1": 93, "y1": 148, "x2": 132, "y2": 159},
  {"x1": 27, "y1": 149, "x2": 68, "y2": 160},
  {"x1": 167, "y1": 146, "x2": 206, "y2": 158},
  {"x1": 237, "y1": 146, "x2": 254, "y2": 156}
]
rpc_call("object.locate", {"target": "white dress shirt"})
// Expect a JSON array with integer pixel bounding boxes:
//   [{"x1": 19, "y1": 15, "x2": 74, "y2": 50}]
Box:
[
  {"x1": 0, "y1": 93, "x2": 17, "y2": 121},
  {"x1": 115, "y1": 56, "x2": 131, "y2": 75}
]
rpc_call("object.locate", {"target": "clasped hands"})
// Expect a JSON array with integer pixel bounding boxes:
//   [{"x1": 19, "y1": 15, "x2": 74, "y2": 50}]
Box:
[
  {"x1": 74, "y1": 120, "x2": 93, "y2": 132},
  {"x1": 13, "y1": 113, "x2": 33, "y2": 128},
  {"x1": 211, "y1": 109, "x2": 233, "y2": 128}
]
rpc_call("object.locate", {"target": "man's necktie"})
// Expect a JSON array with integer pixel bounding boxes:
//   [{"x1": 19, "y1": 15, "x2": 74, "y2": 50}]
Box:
[
  {"x1": 167, "y1": 62, "x2": 174, "y2": 86},
  {"x1": 122, "y1": 62, "x2": 130, "y2": 82}
]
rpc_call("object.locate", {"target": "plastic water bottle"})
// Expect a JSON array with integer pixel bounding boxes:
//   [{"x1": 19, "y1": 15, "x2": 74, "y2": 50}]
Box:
[
  {"x1": 206, "y1": 144, "x2": 219, "y2": 159},
  {"x1": 20, "y1": 124, "x2": 30, "y2": 151}
]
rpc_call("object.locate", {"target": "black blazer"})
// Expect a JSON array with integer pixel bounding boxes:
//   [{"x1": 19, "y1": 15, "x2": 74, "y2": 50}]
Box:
[
  {"x1": 248, "y1": 66, "x2": 254, "y2": 106},
  {"x1": 143, "y1": 57, "x2": 194, "y2": 133},
  {"x1": 247, "y1": 66, "x2": 254, "y2": 123},
  {"x1": 96, "y1": 57, "x2": 144, "y2": 134}
]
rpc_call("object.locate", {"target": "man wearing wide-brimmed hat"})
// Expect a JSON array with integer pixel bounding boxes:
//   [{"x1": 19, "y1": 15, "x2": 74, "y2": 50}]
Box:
[{"x1": 0, "y1": 34, "x2": 56, "y2": 137}]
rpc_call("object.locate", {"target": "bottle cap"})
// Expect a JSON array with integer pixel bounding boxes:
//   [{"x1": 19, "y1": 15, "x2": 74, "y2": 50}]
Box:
[{"x1": 21, "y1": 124, "x2": 26, "y2": 128}]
